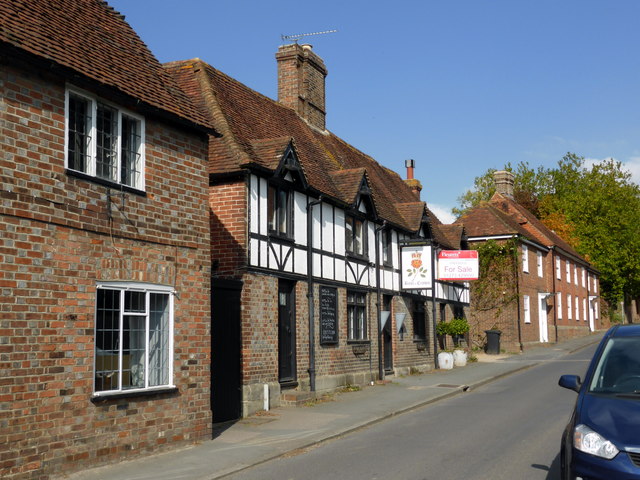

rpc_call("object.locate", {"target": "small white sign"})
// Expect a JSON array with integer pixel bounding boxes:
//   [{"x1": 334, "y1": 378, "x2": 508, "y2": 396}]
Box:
[
  {"x1": 401, "y1": 245, "x2": 432, "y2": 289},
  {"x1": 437, "y1": 250, "x2": 479, "y2": 281}
]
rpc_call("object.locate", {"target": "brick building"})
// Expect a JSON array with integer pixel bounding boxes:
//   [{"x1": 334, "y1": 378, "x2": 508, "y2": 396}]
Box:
[
  {"x1": 1, "y1": 0, "x2": 215, "y2": 478},
  {"x1": 456, "y1": 171, "x2": 604, "y2": 351},
  {"x1": 166, "y1": 44, "x2": 470, "y2": 420}
]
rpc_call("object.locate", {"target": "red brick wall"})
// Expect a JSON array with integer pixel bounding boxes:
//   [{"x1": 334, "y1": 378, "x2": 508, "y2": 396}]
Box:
[
  {"x1": 392, "y1": 296, "x2": 434, "y2": 370},
  {"x1": 467, "y1": 240, "x2": 603, "y2": 352},
  {"x1": 209, "y1": 180, "x2": 247, "y2": 278},
  {"x1": 1, "y1": 62, "x2": 211, "y2": 479}
]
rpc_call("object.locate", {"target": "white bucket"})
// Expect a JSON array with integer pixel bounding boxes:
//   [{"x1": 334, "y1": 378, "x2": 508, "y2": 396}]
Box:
[
  {"x1": 438, "y1": 352, "x2": 454, "y2": 370},
  {"x1": 453, "y1": 350, "x2": 468, "y2": 367}
]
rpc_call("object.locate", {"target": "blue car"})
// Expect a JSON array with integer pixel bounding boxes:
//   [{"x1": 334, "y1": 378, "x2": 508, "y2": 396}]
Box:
[{"x1": 559, "y1": 324, "x2": 640, "y2": 480}]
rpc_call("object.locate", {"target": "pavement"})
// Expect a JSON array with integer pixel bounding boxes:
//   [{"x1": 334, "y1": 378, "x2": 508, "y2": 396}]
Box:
[{"x1": 64, "y1": 332, "x2": 604, "y2": 480}]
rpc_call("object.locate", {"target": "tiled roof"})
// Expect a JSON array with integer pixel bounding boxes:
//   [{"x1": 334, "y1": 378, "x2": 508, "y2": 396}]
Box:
[
  {"x1": 1, "y1": 0, "x2": 210, "y2": 129},
  {"x1": 457, "y1": 192, "x2": 588, "y2": 263},
  {"x1": 166, "y1": 57, "x2": 452, "y2": 236},
  {"x1": 438, "y1": 224, "x2": 466, "y2": 250},
  {"x1": 250, "y1": 137, "x2": 294, "y2": 170}
]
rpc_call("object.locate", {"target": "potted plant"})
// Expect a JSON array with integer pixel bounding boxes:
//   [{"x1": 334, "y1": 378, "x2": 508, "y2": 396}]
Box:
[
  {"x1": 448, "y1": 317, "x2": 470, "y2": 347},
  {"x1": 436, "y1": 320, "x2": 448, "y2": 349}
]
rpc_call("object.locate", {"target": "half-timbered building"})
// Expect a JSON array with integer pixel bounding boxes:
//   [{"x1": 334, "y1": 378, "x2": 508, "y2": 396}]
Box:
[{"x1": 166, "y1": 43, "x2": 470, "y2": 419}]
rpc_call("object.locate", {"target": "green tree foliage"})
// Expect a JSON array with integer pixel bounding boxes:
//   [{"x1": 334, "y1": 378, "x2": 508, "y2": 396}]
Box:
[
  {"x1": 542, "y1": 154, "x2": 640, "y2": 306},
  {"x1": 456, "y1": 152, "x2": 640, "y2": 311},
  {"x1": 452, "y1": 162, "x2": 551, "y2": 217}
]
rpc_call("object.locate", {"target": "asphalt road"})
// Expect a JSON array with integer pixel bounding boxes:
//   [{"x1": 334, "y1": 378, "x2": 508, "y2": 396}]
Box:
[{"x1": 227, "y1": 344, "x2": 597, "y2": 480}]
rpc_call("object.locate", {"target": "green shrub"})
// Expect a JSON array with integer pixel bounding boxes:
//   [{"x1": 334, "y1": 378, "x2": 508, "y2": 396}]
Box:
[{"x1": 448, "y1": 317, "x2": 470, "y2": 335}]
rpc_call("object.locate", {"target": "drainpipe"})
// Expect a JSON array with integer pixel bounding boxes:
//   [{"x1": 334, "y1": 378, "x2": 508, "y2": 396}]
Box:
[
  {"x1": 307, "y1": 196, "x2": 322, "y2": 392},
  {"x1": 431, "y1": 242, "x2": 439, "y2": 368},
  {"x1": 514, "y1": 239, "x2": 523, "y2": 351},
  {"x1": 375, "y1": 222, "x2": 387, "y2": 381},
  {"x1": 551, "y1": 247, "x2": 558, "y2": 343}
]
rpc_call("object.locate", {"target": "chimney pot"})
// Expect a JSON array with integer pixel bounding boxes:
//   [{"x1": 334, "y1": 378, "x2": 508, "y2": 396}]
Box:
[
  {"x1": 404, "y1": 160, "x2": 421, "y2": 199},
  {"x1": 493, "y1": 170, "x2": 515, "y2": 199}
]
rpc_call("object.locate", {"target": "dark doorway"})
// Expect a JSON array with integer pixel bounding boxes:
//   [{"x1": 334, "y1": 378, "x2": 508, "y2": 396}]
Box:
[
  {"x1": 383, "y1": 295, "x2": 393, "y2": 373},
  {"x1": 278, "y1": 280, "x2": 297, "y2": 386},
  {"x1": 211, "y1": 279, "x2": 242, "y2": 423}
]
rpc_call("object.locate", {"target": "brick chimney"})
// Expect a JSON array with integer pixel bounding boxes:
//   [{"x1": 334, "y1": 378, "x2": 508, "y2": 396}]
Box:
[
  {"x1": 276, "y1": 43, "x2": 328, "y2": 130},
  {"x1": 404, "y1": 159, "x2": 422, "y2": 199},
  {"x1": 493, "y1": 170, "x2": 514, "y2": 199}
]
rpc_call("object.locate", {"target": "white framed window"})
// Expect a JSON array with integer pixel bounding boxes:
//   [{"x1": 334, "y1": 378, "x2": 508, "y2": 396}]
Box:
[
  {"x1": 347, "y1": 290, "x2": 367, "y2": 340},
  {"x1": 574, "y1": 264, "x2": 578, "y2": 285},
  {"x1": 566, "y1": 261, "x2": 571, "y2": 282},
  {"x1": 94, "y1": 282, "x2": 173, "y2": 395},
  {"x1": 595, "y1": 301, "x2": 599, "y2": 319},
  {"x1": 522, "y1": 245, "x2": 529, "y2": 273},
  {"x1": 594, "y1": 276, "x2": 598, "y2": 294},
  {"x1": 568, "y1": 294, "x2": 572, "y2": 320},
  {"x1": 537, "y1": 251, "x2": 543, "y2": 277},
  {"x1": 575, "y1": 296, "x2": 580, "y2": 321},
  {"x1": 267, "y1": 184, "x2": 292, "y2": 238},
  {"x1": 556, "y1": 257, "x2": 561, "y2": 280},
  {"x1": 523, "y1": 295, "x2": 530, "y2": 324},
  {"x1": 66, "y1": 87, "x2": 145, "y2": 190},
  {"x1": 381, "y1": 228, "x2": 393, "y2": 266},
  {"x1": 557, "y1": 292, "x2": 563, "y2": 319},
  {"x1": 346, "y1": 215, "x2": 366, "y2": 257},
  {"x1": 581, "y1": 268, "x2": 586, "y2": 288},
  {"x1": 583, "y1": 298, "x2": 587, "y2": 321}
]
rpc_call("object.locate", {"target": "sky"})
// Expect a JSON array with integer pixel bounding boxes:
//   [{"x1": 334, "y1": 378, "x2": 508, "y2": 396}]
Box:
[{"x1": 108, "y1": 0, "x2": 640, "y2": 223}]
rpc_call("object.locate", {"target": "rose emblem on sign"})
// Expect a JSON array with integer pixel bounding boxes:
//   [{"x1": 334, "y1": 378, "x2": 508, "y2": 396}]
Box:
[{"x1": 407, "y1": 252, "x2": 427, "y2": 280}]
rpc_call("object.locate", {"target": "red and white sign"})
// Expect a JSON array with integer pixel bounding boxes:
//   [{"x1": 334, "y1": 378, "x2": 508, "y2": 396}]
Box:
[{"x1": 437, "y1": 250, "x2": 479, "y2": 281}]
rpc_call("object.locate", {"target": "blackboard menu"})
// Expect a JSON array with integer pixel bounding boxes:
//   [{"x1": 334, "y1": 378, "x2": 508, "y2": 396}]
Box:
[{"x1": 320, "y1": 286, "x2": 338, "y2": 345}]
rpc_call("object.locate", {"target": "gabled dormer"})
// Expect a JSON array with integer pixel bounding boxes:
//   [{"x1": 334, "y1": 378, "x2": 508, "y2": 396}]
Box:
[
  {"x1": 274, "y1": 142, "x2": 308, "y2": 189},
  {"x1": 251, "y1": 138, "x2": 307, "y2": 240},
  {"x1": 330, "y1": 168, "x2": 377, "y2": 220}
]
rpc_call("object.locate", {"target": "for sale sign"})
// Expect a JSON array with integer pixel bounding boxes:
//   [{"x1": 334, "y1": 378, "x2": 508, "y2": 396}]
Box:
[{"x1": 437, "y1": 250, "x2": 479, "y2": 281}]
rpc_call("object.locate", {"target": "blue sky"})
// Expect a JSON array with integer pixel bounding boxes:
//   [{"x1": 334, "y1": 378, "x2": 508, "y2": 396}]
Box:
[{"x1": 108, "y1": 0, "x2": 640, "y2": 223}]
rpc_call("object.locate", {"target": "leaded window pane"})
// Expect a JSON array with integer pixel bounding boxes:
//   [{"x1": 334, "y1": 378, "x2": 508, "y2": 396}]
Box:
[
  {"x1": 345, "y1": 217, "x2": 354, "y2": 253},
  {"x1": 67, "y1": 94, "x2": 91, "y2": 173},
  {"x1": 121, "y1": 115, "x2": 142, "y2": 187},
  {"x1": 96, "y1": 103, "x2": 118, "y2": 181},
  {"x1": 149, "y1": 293, "x2": 169, "y2": 386}
]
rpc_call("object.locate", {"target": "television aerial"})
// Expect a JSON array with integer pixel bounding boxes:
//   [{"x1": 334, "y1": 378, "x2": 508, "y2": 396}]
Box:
[{"x1": 281, "y1": 29, "x2": 338, "y2": 43}]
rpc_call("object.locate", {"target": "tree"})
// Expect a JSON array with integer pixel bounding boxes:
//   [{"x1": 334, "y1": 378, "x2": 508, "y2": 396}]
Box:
[{"x1": 542, "y1": 154, "x2": 640, "y2": 312}]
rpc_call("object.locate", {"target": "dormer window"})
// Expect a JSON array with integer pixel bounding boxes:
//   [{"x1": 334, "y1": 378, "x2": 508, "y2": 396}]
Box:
[
  {"x1": 267, "y1": 184, "x2": 292, "y2": 237},
  {"x1": 66, "y1": 88, "x2": 144, "y2": 190},
  {"x1": 346, "y1": 215, "x2": 366, "y2": 257}
]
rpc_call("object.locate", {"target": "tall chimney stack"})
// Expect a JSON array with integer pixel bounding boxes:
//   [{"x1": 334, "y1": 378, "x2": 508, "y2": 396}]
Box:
[
  {"x1": 404, "y1": 159, "x2": 422, "y2": 199},
  {"x1": 493, "y1": 170, "x2": 515, "y2": 199},
  {"x1": 276, "y1": 43, "x2": 328, "y2": 130}
]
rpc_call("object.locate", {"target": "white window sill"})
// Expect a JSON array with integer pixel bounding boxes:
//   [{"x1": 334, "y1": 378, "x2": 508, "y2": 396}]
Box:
[{"x1": 91, "y1": 385, "x2": 178, "y2": 402}]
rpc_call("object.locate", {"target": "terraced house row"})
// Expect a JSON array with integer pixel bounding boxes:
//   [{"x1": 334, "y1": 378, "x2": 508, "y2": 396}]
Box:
[
  {"x1": 1, "y1": 0, "x2": 601, "y2": 479},
  {"x1": 1, "y1": 0, "x2": 469, "y2": 478}
]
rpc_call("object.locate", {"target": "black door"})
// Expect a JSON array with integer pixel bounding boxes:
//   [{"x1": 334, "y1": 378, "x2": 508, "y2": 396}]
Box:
[
  {"x1": 211, "y1": 279, "x2": 242, "y2": 423},
  {"x1": 278, "y1": 280, "x2": 297, "y2": 385},
  {"x1": 383, "y1": 295, "x2": 393, "y2": 373}
]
